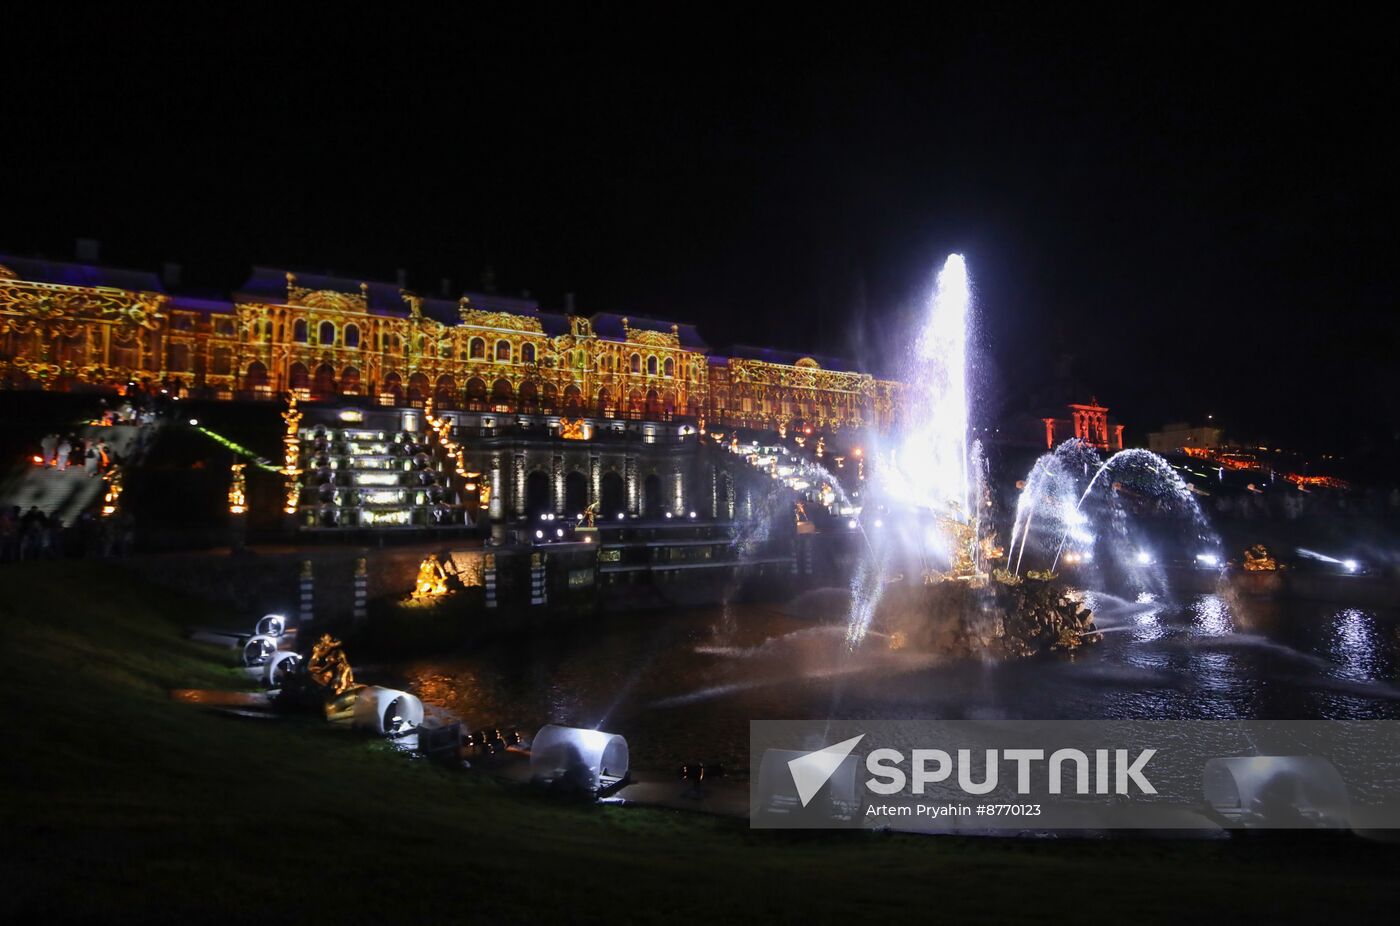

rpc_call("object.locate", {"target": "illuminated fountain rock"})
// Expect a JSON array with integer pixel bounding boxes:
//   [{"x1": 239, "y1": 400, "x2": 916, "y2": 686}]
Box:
[{"x1": 876, "y1": 572, "x2": 1099, "y2": 660}]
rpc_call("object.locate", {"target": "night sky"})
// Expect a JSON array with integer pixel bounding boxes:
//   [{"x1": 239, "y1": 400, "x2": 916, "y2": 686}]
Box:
[{"x1": 6, "y1": 7, "x2": 1397, "y2": 457}]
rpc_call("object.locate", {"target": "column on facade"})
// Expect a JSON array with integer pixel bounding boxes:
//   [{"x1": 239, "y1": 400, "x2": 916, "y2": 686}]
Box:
[
  {"x1": 625, "y1": 454, "x2": 638, "y2": 515},
  {"x1": 552, "y1": 451, "x2": 565, "y2": 515},
  {"x1": 672, "y1": 469, "x2": 684, "y2": 515},
  {"x1": 512, "y1": 451, "x2": 526, "y2": 517},
  {"x1": 489, "y1": 451, "x2": 503, "y2": 520},
  {"x1": 589, "y1": 453, "x2": 601, "y2": 506}
]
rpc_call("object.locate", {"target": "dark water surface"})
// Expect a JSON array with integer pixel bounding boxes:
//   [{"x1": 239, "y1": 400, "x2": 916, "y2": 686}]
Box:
[{"x1": 392, "y1": 588, "x2": 1400, "y2": 774}]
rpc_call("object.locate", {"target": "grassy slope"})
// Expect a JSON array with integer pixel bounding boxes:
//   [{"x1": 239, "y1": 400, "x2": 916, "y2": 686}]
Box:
[{"x1": 0, "y1": 562, "x2": 1394, "y2": 924}]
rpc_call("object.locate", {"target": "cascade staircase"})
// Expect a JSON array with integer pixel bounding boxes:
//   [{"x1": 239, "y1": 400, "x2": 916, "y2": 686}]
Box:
[{"x1": 293, "y1": 420, "x2": 472, "y2": 530}]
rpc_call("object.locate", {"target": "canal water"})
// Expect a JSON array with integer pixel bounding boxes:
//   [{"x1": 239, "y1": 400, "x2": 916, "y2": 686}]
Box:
[{"x1": 392, "y1": 588, "x2": 1400, "y2": 775}]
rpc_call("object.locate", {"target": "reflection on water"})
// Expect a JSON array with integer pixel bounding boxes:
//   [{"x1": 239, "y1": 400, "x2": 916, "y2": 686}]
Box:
[{"x1": 391, "y1": 590, "x2": 1400, "y2": 774}]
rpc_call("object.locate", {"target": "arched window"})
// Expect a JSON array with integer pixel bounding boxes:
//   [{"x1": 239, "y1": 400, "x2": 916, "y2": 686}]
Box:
[
  {"x1": 465, "y1": 377, "x2": 487, "y2": 409},
  {"x1": 469, "y1": 337, "x2": 486, "y2": 359},
  {"x1": 435, "y1": 375, "x2": 456, "y2": 408},
  {"x1": 383, "y1": 371, "x2": 403, "y2": 402},
  {"x1": 522, "y1": 342, "x2": 536, "y2": 364},
  {"x1": 491, "y1": 378, "x2": 514, "y2": 411},
  {"x1": 343, "y1": 324, "x2": 360, "y2": 348},
  {"x1": 647, "y1": 356, "x2": 658, "y2": 376},
  {"x1": 630, "y1": 353, "x2": 642, "y2": 374},
  {"x1": 495, "y1": 340, "x2": 512, "y2": 362},
  {"x1": 293, "y1": 319, "x2": 308, "y2": 343},
  {"x1": 313, "y1": 363, "x2": 337, "y2": 399},
  {"x1": 408, "y1": 372, "x2": 429, "y2": 403},
  {"x1": 318, "y1": 321, "x2": 336, "y2": 346},
  {"x1": 663, "y1": 357, "x2": 675, "y2": 378}
]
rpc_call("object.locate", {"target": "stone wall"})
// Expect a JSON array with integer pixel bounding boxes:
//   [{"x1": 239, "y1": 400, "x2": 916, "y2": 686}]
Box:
[{"x1": 127, "y1": 543, "x2": 441, "y2": 622}]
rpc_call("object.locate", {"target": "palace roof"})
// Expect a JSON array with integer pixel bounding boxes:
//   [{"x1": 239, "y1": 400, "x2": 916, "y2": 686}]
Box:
[
  {"x1": 589, "y1": 313, "x2": 709, "y2": 351},
  {"x1": 234, "y1": 267, "x2": 541, "y2": 322},
  {"x1": 724, "y1": 344, "x2": 863, "y2": 373},
  {"x1": 0, "y1": 254, "x2": 166, "y2": 294}
]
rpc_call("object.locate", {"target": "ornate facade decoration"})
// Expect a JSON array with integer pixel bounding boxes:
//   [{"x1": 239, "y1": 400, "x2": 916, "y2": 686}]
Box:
[
  {"x1": 0, "y1": 263, "x2": 903, "y2": 432},
  {"x1": 622, "y1": 317, "x2": 680, "y2": 348}
]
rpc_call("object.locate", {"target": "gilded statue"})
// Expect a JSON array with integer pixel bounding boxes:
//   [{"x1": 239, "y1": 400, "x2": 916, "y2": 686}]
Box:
[
  {"x1": 307, "y1": 633, "x2": 355, "y2": 696},
  {"x1": 1243, "y1": 544, "x2": 1280, "y2": 571}
]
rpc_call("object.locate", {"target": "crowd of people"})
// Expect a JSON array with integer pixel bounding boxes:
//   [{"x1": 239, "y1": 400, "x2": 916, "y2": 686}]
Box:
[
  {"x1": 0, "y1": 505, "x2": 135, "y2": 562},
  {"x1": 37, "y1": 431, "x2": 113, "y2": 476},
  {"x1": 1, "y1": 392, "x2": 169, "y2": 564}
]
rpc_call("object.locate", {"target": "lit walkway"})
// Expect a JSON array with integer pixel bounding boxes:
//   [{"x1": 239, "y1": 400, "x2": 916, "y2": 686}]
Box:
[{"x1": 0, "y1": 422, "x2": 155, "y2": 523}]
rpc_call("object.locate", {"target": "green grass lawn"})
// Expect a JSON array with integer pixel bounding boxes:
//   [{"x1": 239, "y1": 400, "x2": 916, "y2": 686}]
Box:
[{"x1": 0, "y1": 561, "x2": 1394, "y2": 924}]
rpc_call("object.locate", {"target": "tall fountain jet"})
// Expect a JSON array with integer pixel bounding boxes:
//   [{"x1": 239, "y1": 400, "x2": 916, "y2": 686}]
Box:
[
  {"x1": 883, "y1": 254, "x2": 973, "y2": 521},
  {"x1": 848, "y1": 254, "x2": 978, "y2": 647}
]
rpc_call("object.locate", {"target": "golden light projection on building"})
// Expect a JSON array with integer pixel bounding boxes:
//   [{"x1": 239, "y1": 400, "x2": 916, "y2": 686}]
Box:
[
  {"x1": 228, "y1": 462, "x2": 247, "y2": 514},
  {"x1": 0, "y1": 260, "x2": 903, "y2": 435},
  {"x1": 0, "y1": 269, "x2": 167, "y2": 387}
]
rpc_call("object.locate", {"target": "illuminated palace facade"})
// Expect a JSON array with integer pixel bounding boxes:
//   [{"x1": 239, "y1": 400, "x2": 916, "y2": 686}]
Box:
[{"x1": 0, "y1": 257, "x2": 900, "y2": 434}]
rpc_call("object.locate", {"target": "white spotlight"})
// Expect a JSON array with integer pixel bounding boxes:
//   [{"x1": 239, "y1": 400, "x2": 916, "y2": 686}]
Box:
[{"x1": 1136, "y1": 550, "x2": 1153, "y2": 565}]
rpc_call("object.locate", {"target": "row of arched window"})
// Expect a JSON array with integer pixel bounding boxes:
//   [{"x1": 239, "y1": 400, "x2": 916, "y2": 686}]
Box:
[
  {"x1": 249, "y1": 360, "x2": 699, "y2": 419},
  {"x1": 292, "y1": 319, "x2": 361, "y2": 348},
  {"x1": 465, "y1": 338, "x2": 536, "y2": 364},
  {"x1": 628, "y1": 354, "x2": 676, "y2": 377},
  {"x1": 279, "y1": 320, "x2": 699, "y2": 383}
]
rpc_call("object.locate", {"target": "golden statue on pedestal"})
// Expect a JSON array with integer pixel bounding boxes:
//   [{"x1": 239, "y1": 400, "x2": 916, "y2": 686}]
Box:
[
  {"x1": 1243, "y1": 544, "x2": 1280, "y2": 571},
  {"x1": 413, "y1": 553, "x2": 449, "y2": 600},
  {"x1": 307, "y1": 633, "x2": 354, "y2": 696}
]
